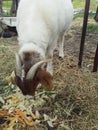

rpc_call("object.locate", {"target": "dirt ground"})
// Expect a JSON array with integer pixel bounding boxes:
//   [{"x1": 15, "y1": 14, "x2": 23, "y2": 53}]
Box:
[{"x1": 0, "y1": 17, "x2": 98, "y2": 130}]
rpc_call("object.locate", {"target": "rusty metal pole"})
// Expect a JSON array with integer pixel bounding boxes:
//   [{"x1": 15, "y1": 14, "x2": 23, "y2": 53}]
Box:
[
  {"x1": 78, "y1": 0, "x2": 90, "y2": 67},
  {"x1": 15, "y1": 0, "x2": 18, "y2": 10},
  {"x1": 93, "y1": 44, "x2": 98, "y2": 72}
]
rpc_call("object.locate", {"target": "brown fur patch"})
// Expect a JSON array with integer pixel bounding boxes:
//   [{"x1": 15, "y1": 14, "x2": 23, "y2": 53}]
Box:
[
  {"x1": 36, "y1": 68, "x2": 53, "y2": 90},
  {"x1": 15, "y1": 68, "x2": 53, "y2": 96},
  {"x1": 15, "y1": 74, "x2": 39, "y2": 96},
  {"x1": 23, "y1": 51, "x2": 40, "y2": 73}
]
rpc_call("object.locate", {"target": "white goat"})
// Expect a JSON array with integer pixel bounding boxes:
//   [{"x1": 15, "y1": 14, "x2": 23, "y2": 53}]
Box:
[{"x1": 15, "y1": 0, "x2": 73, "y2": 96}]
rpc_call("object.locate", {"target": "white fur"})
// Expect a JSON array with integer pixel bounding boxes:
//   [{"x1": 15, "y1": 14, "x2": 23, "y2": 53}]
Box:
[{"x1": 16, "y1": 0, "x2": 74, "y2": 75}]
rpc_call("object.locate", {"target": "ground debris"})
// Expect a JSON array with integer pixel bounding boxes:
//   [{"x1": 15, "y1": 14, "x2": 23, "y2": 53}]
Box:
[{"x1": 0, "y1": 17, "x2": 98, "y2": 130}]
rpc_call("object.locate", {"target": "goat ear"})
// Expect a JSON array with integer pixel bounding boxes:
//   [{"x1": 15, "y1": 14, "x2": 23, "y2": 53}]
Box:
[{"x1": 36, "y1": 68, "x2": 53, "y2": 90}]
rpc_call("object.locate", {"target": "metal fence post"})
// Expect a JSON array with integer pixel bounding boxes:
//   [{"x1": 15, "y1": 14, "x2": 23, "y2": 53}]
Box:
[
  {"x1": 93, "y1": 44, "x2": 98, "y2": 72},
  {"x1": 78, "y1": 0, "x2": 90, "y2": 67}
]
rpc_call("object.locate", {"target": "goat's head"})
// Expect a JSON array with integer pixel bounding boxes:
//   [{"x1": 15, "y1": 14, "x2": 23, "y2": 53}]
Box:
[{"x1": 15, "y1": 52, "x2": 53, "y2": 96}]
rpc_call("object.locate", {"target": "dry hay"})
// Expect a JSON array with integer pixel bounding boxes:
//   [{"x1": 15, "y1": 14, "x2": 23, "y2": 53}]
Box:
[
  {"x1": 0, "y1": 18, "x2": 98, "y2": 129},
  {"x1": 53, "y1": 54, "x2": 98, "y2": 130},
  {"x1": 0, "y1": 37, "x2": 18, "y2": 83}
]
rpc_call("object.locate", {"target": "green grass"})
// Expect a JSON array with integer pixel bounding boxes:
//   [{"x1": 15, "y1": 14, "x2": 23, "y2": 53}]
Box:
[
  {"x1": 73, "y1": 0, "x2": 85, "y2": 8},
  {"x1": 74, "y1": 12, "x2": 95, "y2": 19},
  {"x1": 2, "y1": 0, "x2": 12, "y2": 16},
  {"x1": 73, "y1": 0, "x2": 98, "y2": 33},
  {"x1": 73, "y1": 12, "x2": 98, "y2": 33},
  {"x1": 87, "y1": 23, "x2": 98, "y2": 32},
  {"x1": 73, "y1": 0, "x2": 98, "y2": 10},
  {"x1": 73, "y1": 13, "x2": 98, "y2": 33},
  {"x1": 2, "y1": 0, "x2": 12, "y2": 9}
]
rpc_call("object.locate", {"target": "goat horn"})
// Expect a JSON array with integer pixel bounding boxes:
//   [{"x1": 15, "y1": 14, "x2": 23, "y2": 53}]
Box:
[
  {"x1": 15, "y1": 53, "x2": 22, "y2": 77},
  {"x1": 26, "y1": 59, "x2": 52, "y2": 80}
]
